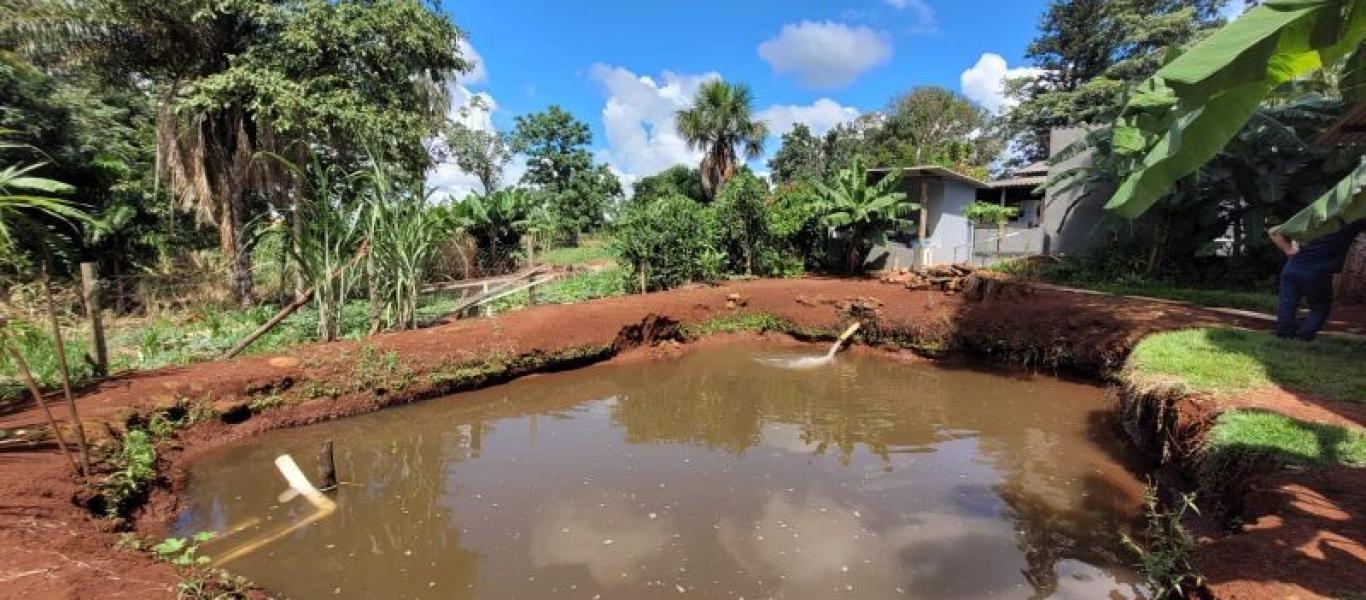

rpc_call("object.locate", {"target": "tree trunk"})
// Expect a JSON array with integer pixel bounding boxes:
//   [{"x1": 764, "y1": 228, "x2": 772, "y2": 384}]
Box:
[{"x1": 221, "y1": 190, "x2": 255, "y2": 307}]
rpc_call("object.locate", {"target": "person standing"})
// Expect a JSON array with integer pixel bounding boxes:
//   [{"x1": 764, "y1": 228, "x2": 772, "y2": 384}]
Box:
[{"x1": 1269, "y1": 218, "x2": 1366, "y2": 341}]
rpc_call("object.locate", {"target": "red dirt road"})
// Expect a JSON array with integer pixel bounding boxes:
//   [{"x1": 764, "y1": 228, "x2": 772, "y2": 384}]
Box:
[{"x1": 0, "y1": 277, "x2": 1361, "y2": 599}]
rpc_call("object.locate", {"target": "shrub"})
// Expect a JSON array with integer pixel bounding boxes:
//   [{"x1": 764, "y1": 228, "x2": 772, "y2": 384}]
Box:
[
  {"x1": 611, "y1": 195, "x2": 717, "y2": 292},
  {"x1": 712, "y1": 172, "x2": 771, "y2": 276},
  {"x1": 769, "y1": 181, "x2": 829, "y2": 272}
]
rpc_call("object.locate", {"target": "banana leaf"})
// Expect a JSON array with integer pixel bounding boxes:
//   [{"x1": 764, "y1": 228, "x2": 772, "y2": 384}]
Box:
[
  {"x1": 1105, "y1": 0, "x2": 1366, "y2": 226},
  {"x1": 1277, "y1": 158, "x2": 1366, "y2": 240}
]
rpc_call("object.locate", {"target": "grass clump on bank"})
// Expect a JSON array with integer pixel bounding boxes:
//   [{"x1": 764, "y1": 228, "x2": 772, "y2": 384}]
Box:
[
  {"x1": 1206, "y1": 410, "x2": 1366, "y2": 468},
  {"x1": 1126, "y1": 328, "x2": 1366, "y2": 404},
  {"x1": 487, "y1": 268, "x2": 626, "y2": 314},
  {"x1": 680, "y1": 313, "x2": 797, "y2": 339}
]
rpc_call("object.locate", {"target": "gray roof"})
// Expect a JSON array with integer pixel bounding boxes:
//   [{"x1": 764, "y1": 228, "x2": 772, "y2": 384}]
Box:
[
  {"x1": 986, "y1": 174, "x2": 1048, "y2": 189},
  {"x1": 866, "y1": 165, "x2": 989, "y2": 188}
]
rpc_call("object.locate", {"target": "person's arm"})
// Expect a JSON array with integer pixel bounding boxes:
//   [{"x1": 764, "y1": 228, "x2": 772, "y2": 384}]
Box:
[{"x1": 1268, "y1": 227, "x2": 1299, "y2": 256}]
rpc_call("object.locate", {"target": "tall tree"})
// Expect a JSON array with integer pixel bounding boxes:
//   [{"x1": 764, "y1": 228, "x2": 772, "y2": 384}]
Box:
[
  {"x1": 4, "y1": 0, "x2": 468, "y2": 305},
  {"x1": 512, "y1": 105, "x2": 593, "y2": 192},
  {"x1": 768, "y1": 124, "x2": 826, "y2": 184},
  {"x1": 1004, "y1": 0, "x2": 1225, "y2": 161},
  {"x1": 863, "y1": 86, "x2": 999, "y2": 174},
  {"x1": 631, "y1": 165, "x2": 704, "y2": 205},
  {"x1": 438, "y1": 120, "x2": 512, "y2": 197},
  {"x1": 675, "y1": 80, "x2": 768, "y2": 200}
]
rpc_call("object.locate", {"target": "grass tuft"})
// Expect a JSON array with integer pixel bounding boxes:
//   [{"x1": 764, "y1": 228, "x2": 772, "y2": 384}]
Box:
[
  {"x1": 1126, "y1": 328, "x2": 1366, "y2": 404},
  {"x1": 1206, "y1": 410, "x2": 1366, "y2": 468}
]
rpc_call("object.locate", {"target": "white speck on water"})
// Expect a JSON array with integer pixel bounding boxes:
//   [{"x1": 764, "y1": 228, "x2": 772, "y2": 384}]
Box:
[
  {"x1": 676, "y1": 584, "x2": 687, "y2": 593},
  {"x1": 403, "y1": 550, "x2": 412, "y2": 556},
  {"x1": 603, "y1": 539, "x2": 614, "y2": 545},
  {"x1": 648, "y1": 512, "x2": 658, "y2": 519},
  {"x1": 841, "y1": 566, "x2": 849, "y2": 573}
]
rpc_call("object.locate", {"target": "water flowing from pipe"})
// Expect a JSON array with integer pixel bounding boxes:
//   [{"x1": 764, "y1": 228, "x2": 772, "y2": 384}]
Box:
[{"x1": 756, "y1": 322, "x2": 861, "y2": 369}]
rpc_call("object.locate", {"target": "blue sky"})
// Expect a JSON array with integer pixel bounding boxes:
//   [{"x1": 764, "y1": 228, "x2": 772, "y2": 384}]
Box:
[{"x1": 429, "y1": 0, "x2": 1241, "y2": 196}]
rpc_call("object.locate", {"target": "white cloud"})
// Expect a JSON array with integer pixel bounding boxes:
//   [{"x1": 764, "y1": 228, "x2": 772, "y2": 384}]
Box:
[
  {"x1": 758, "y1": 98, "x2": 860, "y2": 138},
  {"x1": 757, "y1": 21, "x2": 893, "y2": 89},
  {"x1": 882, "y1": 0, "x2": 938, "y2": 33},
  {"x1": 588, "y1": 64, "x2": 718, "y2": 185},
  {"x1": 426, "y1": 39, "x2": 528, "y2": 200},
  {"x1": 959, "y1": 53, "x2": 1043, "y2": 114},
  {"x1": 457, "y1": 38, "x2": 487, "y2": 84}
]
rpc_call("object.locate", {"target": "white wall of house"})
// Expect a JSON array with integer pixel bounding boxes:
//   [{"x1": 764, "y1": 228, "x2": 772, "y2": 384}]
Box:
[{"x1": 922, "y1": 179, "x2": 976, "y2": 265}]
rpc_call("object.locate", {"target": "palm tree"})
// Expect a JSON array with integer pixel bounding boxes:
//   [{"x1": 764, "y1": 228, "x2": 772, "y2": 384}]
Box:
[
  {"x1": 675, "y1": 80, "x2": 769, "y2": 200},
  {"x1": 815, "y1": 160, "x2": 919, "y2": 273}
]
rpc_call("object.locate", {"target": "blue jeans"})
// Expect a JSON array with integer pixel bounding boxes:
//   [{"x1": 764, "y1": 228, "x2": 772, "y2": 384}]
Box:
[{"x1": 1277, "y1": 265, "x2": 1334, "y2": 341}]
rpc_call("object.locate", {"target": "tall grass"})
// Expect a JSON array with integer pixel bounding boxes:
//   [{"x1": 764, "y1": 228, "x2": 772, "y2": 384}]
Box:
[{"x1": 362, "y1": 167, "x2": 447, "y2": 330}]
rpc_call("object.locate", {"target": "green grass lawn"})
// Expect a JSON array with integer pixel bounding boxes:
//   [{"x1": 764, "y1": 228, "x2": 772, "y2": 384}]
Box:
[
  {"x1": 539, "y1": 237, "x2": 614, "y2": 267},
  {"x1": 1207, "y1": 410, "x2": 1366, "y2": 468},
  {"x1": 1126, "y1": 328, "x2": 1366, "y2": 404},
  {"x1": 1127, "y1": 327, "x2": 1366, "y2": 469},
  {"x1": 486, "y1": 267, "x2": 626, "y2": 314}
]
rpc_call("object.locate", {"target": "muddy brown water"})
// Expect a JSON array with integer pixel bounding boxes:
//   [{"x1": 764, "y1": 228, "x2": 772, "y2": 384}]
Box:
[{"x1": 176, "y1": 341, "x2": 1152, "y2": 599}]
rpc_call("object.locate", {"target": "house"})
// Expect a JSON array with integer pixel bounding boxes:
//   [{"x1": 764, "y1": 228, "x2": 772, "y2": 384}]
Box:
[
  {"x1": 863, "y1": 128, "x2": 1115, "y2": 270},
  {"x1": 864, "y1": 165, "x2": 986, "y2": 270}
]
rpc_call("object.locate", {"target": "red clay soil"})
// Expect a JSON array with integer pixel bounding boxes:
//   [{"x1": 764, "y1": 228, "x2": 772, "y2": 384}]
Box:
[{"x1": 0, "y1": 277, "x2": 1361, "y2": 600}]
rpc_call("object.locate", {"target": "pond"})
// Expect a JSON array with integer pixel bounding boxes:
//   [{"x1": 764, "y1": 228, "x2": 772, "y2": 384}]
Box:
[{"x1": 175, "y1": 340, "x2": 1152, "y2": 599}]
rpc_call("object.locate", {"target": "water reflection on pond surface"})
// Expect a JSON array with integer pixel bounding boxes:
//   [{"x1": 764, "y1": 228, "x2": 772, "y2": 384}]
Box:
[{"x1": 176, "y1": 341, "x2": 1151, "y2": 599}]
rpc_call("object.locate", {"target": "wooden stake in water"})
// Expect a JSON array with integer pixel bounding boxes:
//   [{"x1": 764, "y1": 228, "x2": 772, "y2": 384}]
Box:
[{"x1": 317, "y1": 440, "x2": 338, "y2": 492}]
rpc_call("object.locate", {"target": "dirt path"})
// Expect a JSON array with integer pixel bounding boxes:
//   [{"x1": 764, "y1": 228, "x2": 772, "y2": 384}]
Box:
[{"x1": 0, "y1": 277, "x2": 1360, "y2": 600}]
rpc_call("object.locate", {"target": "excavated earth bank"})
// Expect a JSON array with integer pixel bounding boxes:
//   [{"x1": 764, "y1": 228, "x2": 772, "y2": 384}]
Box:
[{"x1": 0, "y1": 277, "x2": 1360, "y2": 600}]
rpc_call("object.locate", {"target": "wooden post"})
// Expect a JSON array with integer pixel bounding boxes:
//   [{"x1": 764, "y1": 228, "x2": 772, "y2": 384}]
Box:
[
  {"x1": 317, "y1": 440, "x2": 338, "y2": 492},
  {"x1": 79, "y1": 263, "x2": 107, "y2": 376},
  {"x1": 42, "y1": 266, "x2": 90, "y2": 478}
]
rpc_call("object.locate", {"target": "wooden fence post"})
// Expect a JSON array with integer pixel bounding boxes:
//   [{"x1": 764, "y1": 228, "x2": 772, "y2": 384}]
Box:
[{"x1": 79, "y1": 263, "x2": 107, "y2": 376}]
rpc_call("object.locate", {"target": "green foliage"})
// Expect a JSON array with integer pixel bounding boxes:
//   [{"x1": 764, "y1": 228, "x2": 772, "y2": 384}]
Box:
[
  {"x1": 611, "y1": 195, "x2": 717, "y2": 292},
  {"x1": 675, "y1": 80, "x2": 768, "y2": 199},
  {"x1": 767, "y1": 123, "x2": 826, "y2": 184},
  {"x1": 1104, "y1": 0, "x2": 1365, "y2": 225},
  {"x1": 1004, "y1": 0, "x2": 1225, "y2": 162},
  {"x1": 1122, "y1": 488, "x2": 1204, "y2": 599},
  {"x1": 814, "y1": 160, "x2": 917, "y2": 272},
  {"x1": 512, "y1": 105, "x2": 594, "y2": 191},
  {"x1": 769, "y1": 182, "x2": 830, "y2": 272},
  {"x1": 486, "y1": 268, "x2": 626, "y2": 314},
  {"x1": 630, "y1": 165, "x2": 705, "y2": 205},
  {"x1": 0, "y1": 318, "x2": 94, "y2": 396},
  {"x1": 442, "y1": 187, "x2": 535, "y2": 269},
  {"x1": 711, "y1": 172, "x2": 771, "y2": 275},
  {"x1": 1126, "y1": 328, "x2": 1366, "y2": 404},
  {"x1": 102, "y1": 428, "x2": 158, "y2": 517},
  {"x1": 963, "y1": 201, "x2": 1020, "y2": 225},
  {"x1": 509, "y1": 106, "x2": 618, "y2": 237},
  {"x1": 153, "y1": 532, "x2": 252, "y2": 599},
  {"x1": 363, "y1": 168, "x2": 448, "y2": 330},
  {"x1": 437, "y1": 116, "x2": 513, "y2": 196},
  {"x1": 539, "y1": 239, "x2": 613, "y2": 267},
  {"x1": 863, "y1": 87, "x2": 1000, "y2": 174},
  {"x1": 1207, "y1": 410, "x2": 1366, "y2": 468}
]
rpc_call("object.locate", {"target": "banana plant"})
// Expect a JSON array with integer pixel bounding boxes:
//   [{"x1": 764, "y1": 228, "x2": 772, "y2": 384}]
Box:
[
  {"x1": 814, "y1": 160, "x2": 918, "y2": 273},
  {"x1": 1105, "y1": 0, "x2": 1366, "y2": 241}
]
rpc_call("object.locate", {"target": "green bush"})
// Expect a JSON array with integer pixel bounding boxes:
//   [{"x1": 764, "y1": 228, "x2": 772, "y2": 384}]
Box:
[
  {"x1": 769, "y1": 181, "x2": 829, "y2": 272},
  {"x1": 611, "y1": 194, "x2": 718, "y2": 292},
  {"x1": 712, "y1": 172, "x2": 772, "y2": 276}
]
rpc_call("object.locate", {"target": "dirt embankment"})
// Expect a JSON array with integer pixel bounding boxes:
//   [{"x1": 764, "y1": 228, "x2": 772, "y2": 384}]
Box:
[{"x1": 0, "y1": 276, "x2": 1355, "y2": 600}]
